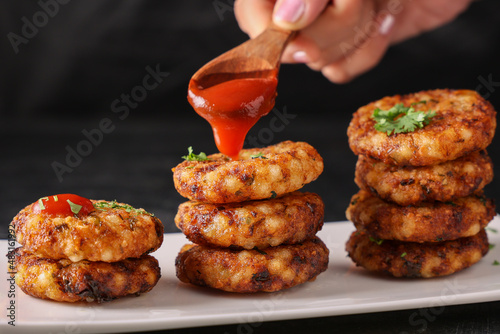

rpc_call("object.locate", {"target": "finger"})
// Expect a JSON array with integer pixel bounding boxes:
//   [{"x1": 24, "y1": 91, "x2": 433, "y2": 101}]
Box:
[
  {"x1": 320, "y1": 14, "x2": 394, "y2": 83},
  {"x1": 234, "y1": 0, "x2": 276, "y2": 38},
  {"x1": 272, "y1": 0, "x2": 331, "y2": 30},
  {"x1": 279, "y1": 0, "x2": 370, "y2": 64}
]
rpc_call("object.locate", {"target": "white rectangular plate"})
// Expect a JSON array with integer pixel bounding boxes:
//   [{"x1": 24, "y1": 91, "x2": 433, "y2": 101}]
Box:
[{"x1": 2, "y1": 216, "x2": 500, "y2": 334}]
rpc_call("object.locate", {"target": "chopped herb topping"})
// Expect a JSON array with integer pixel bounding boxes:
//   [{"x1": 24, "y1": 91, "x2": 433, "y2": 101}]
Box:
[
  {"x1": 489, "y1": 244, "x2": 495, "y2": 250},
  {"x1": 250, "y1": 152, "x2": 267, "y2": 159},
  {"x1": 38, "y1": 197, "x2": 49, "y2": 210},
  {"x1": 270, "y1": 191, "x2": 277, "y2": 199},
  {"x1": 93, "y1": 200, "x2": 154, "y2": 216},
  {"x1": 401, "y1": 252, "x2": 407, "y2": 258},
  {"x1": 372, "y1": 101, "x2": 435, "y2": 136},
  {"x1": 493, "y1": 260, "x2": 499, "y2": 266},
  {"x1": 67, "y1": 200, "x2": 83, "y2": 215},
  {"x1": 486, "y1": 227, "x2": 498, "y2": 234},
  {"x1": 182, "y1": 146, "x2": 209, "y2": 161},
  {"x1": 369, "y1": 236, "x2": 384, "y2": 245},
  {"x1": 53, "y1": 195, "x2": 59, "y2": 202}
]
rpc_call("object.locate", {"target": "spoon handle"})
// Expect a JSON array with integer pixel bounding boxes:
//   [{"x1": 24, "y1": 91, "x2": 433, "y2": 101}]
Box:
[{"x1": 246, "y1": 23, "x2": 296, "y2": 69}]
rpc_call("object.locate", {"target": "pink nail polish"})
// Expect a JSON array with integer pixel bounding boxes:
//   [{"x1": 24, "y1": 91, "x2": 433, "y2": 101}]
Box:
[
  {"x1": 379, "y1": 14, "x2": 395, "y2": 35},
  {"x1": 274, "y1": 0, "x2": 305, "y2": 24},
  {"x1": 293, "y1": 51, "x2": 309, "y2": 63}
]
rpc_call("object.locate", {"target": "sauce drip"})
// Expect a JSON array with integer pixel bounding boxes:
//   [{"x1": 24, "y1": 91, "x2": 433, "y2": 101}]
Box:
[
  {"x1": 188, "y1": 74, "x2": 278, "y2": 160},
  {"x1": 33, "y1": 194, "x2": 94, "y2": 217}
]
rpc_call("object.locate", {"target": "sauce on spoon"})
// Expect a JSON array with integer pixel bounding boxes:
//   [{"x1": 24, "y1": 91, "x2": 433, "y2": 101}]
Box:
[{"x1": 188, "y1": 71, "x2": 278, "y2": 160}]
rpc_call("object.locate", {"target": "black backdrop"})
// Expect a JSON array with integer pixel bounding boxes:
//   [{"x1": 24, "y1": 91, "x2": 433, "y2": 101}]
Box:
[{"x1": 1, "y1": 0, "x2": 500, "y2": 238}]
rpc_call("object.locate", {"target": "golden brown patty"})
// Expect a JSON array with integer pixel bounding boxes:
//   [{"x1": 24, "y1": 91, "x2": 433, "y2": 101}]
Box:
[
  {"x1": 355, "y1": 150, "x2": 494, "y2": 206},
  {"x1": 175, "y1": 237, "x2": 329, "y2": 293},
  {"x1": 13, "y1": 248, "x2": 161, "y2": 302},
  {"x1": 172, "y1": 141, "x2": 323, "y2": 203},
  {"x1": 12, "y1": 200, "x2": 164, "y2": 262},
  {"x1": 346, "y1": 229, "x2": 489, "y2": 278},
  {"x1": 347, "y1": 89, "x2": 497, "y2": 166},
  {"x1": 175, "y1": 192, "x2": 324, "y2": 249},
  {"x1": 346, "y1": 190, "x2": 495, "y2": 242}
]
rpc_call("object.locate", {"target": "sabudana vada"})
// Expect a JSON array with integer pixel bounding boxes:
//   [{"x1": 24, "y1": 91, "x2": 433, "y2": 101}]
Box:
[
  {"x1": 346, "y1": 190, "x2": 495, "y2": 243},
  {"x1": 13, "y1": 248, "x2": 161, "y2": 303},
  {"x1": 175, "y1": 237, "x2": 329, "y2": 293},
  {"x1": 172, "y1": 141, "x2": 323, "y2": 203},
  {"x1": 175, "y1": 191, "x2": 324, "y2": 249},
  {"x1": 346, "y1": 229, "x2": 489, "y2": 278},
  {"x1": 347, "y1": 89, "x2": 496, "y2": 166},
  {"x1": 12, "y1": 196, "x2": 164, "y2": 262},
  {"x1": 355, "y1": 150, "x2": 494, "y2": 206}
]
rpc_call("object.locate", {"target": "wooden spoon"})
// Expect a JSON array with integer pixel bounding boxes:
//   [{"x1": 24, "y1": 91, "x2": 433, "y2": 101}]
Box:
[{"x1": 191, "y1": 23, "x2": 296, "y2": 89}]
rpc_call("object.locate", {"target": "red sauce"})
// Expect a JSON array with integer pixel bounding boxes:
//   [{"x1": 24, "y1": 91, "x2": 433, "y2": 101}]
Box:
[
  {"x1": 188, "y1": 75, "x2": 278, "y2": 160},
  {"x1": 32, "y1": 194, "x2": 94, "y2": 217}
]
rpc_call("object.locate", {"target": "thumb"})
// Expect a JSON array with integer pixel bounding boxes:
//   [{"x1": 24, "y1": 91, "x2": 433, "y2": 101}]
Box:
[{"x1": 272, "y1": 0, "x2": 330, "y2": 30}]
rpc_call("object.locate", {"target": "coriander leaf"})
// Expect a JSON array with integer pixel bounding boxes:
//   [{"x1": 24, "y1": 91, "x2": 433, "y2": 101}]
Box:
[
  {"x1": 401, "y1": 252, "x2": 407, "y2": 258},
  {"x1": 93, "y1": 200, "x2": 154, "y2": 217},
  {"x1": 493, "y1": 260, "x2": 499, "y2": 266},
  {"x1": 250, "y1": 152, "x2": 267, "y2": 159},
  {"x1": 369, "y1": 236, "x2": 384, "y2": 245},
  {"x1": 67, "y1": 200, "x2": 82, "y2": 215},
  {"x1": 38, "y1": 197, "x2": 49, "y2": 210},
  {"x1": 372, "y1": 102, "x2": 435, "y2": 136},
  {"x1": 486, "y1": 227, "x2": 498, "y2": 234},
  {"x1": 182, "y1": 146, "x2": 209, "y2": 162}
]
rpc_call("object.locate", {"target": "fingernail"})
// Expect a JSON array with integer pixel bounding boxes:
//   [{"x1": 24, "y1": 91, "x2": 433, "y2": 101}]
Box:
[
  {"x1": 292, "y1": 51, "x2": 309, "y2": 63},
  {"x1": 379, "y1": 14, "x2": 395, "y2": 35},
  {"x1": 274, "y1": 0, "x2": 305, "y2": 24}
]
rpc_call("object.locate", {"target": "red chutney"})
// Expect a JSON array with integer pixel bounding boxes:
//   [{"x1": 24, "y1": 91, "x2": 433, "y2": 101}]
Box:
[
  {"x1": 188, "y1": 75, "x2": 278, "y2": 160},
  {"x1": 32, "y1": 194, "x2": 94, "y2": 217}
]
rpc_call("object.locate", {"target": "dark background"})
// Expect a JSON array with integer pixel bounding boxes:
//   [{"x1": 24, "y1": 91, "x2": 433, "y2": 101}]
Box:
[
  {"x1": 1, "y1": 1, "x2": 500, "y2": 332},
  {"x1": 1, "y1": 0, "x2": 500, "y2": 237}
]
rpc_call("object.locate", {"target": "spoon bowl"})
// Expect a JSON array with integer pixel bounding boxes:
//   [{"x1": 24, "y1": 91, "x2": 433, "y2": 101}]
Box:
[{"x1": 191, "y1": 23, "x2": 296, "y2": 89}]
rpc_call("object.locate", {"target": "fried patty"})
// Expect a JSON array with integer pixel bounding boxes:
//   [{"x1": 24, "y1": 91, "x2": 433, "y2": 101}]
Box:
[
  {"x1": 347, "y1": 89, "x2": 497, "y2": 166},
  {"x1": 355, "y1": 150, "x2": 494, "y2": 206},
  {"x1": 13, "y1": 248, "x2": 161, "y2": 302},
  {"x1": 12, "y1": 200, "x2": 164, "y2": 262},
  {"x1": 175, "y1": 237, "x2": 329, "y2": 293},
  {"x1": 346, "y1": 229, "x2": 489, "y2": 278},
  {"x1": 346, "y1": 190, "x2": 495, "y2": 242},
  {"x1": 172, "y1": 141, "x2": 323, "y2": 203},
  {"x1": 176, "y1": 192, "x2": 324, "y2": 249}
]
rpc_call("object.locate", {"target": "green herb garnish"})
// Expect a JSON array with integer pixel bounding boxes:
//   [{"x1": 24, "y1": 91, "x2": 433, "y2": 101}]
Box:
[
  {"x1": 369, "y1": 236, "x2": 384, "y2": 245},
  {"x1": 486, "y1": 227, "x2": 498, "y2": 234},
  {"x1": 270, "y1": 191, "x2": 277, "y2": 199},
  {"x1": 38, "y1": 197, "x2": 49, "y2": 210},
  {"x1": 401, "y1": 252, "x2": 407, "y2": 258},
  {"x1": 93, "y1": 200, "x2": 154, "y2": 216},
  {"x1": 67, "y1": 200, "x2": 82, "y2": 215},
  {"x1": 493, "y1": 260, "x2": 499, "y2": 266},
  {"x1": 372, "y1": 101, "x2": 435, "y2": 136},
  {"x1": 250, "y1": 152, "x2": 267, "y2": 159},
  {"x1": 182, "y1": 146, "x2": 209, "y2": 162},
  {"x1": 489, "y1": 244, "x2": 495, "y2": 250}
]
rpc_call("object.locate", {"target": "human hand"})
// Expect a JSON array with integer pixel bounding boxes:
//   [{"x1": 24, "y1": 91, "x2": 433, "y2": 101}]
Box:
[{"x1": 234, "y1": 0, "x2": 473, "y2": 83}]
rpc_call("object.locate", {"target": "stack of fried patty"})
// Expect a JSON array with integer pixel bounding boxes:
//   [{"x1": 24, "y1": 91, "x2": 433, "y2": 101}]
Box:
[
  {"x1": 10, "y1": 197, "x2": 164, "y2": 302},
  {"x1": 345, "y1": 89, "x2": 497, "y2": 278},
  {"x1": 172, "y1": 141, "x2": 329, "y2": 292}
]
